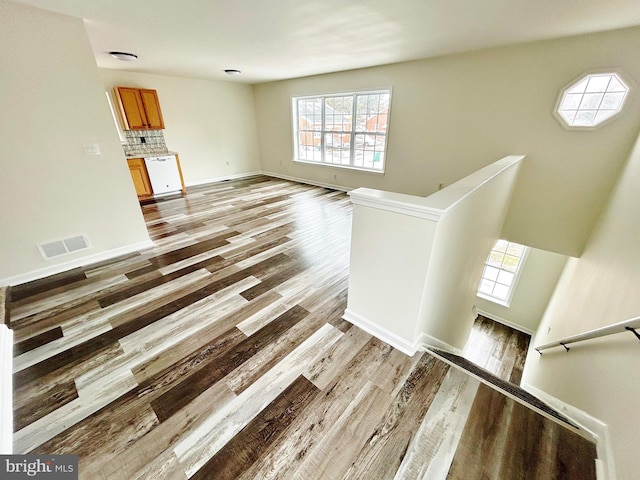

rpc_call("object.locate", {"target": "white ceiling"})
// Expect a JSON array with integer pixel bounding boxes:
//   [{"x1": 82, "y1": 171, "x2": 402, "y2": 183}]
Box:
[{"x1": 12, "y1": 0, "x2": 640, "y2": 83}]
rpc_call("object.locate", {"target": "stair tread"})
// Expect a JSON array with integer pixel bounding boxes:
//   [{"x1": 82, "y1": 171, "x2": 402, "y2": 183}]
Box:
[{"x1": 429, "y1": 347, "x2": 580, "y2": 430}]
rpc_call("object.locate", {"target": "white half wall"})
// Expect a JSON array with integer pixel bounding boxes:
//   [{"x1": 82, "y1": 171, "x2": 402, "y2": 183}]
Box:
[
  {"x1": 345, "y1": 202, "x2": 438, "y2": 352},
  {"x1": 0, "y1": 1, "x2": 150, "y2": 282},
  {"x1": 417, "y1": 157, "x2": 523, "y2": 350},
  {"x1": 346, "y1": 155, "x2": 523, "y2": 352}
]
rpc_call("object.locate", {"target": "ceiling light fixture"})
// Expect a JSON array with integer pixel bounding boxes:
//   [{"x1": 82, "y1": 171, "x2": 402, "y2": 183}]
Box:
[
  {"x1": 224, "y1": 69, "x2": 242, "y2": 75},
  {"x1": 109, "y1": 51, "x2": 138, "y2": 61}
]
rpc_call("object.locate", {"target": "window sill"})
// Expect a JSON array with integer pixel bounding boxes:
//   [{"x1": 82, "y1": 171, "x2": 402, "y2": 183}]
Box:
[
  {"x1": 293, "y1": 158, "x2": 385, "y2": 175},
  {"x1": 477, "y1": 292, "x2": 511, "y2": 308}
]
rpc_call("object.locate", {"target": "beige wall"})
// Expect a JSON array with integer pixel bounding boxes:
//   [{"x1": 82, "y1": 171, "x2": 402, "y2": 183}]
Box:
[
  {"x1": 0, "y1": 1, "x2": 149, "y2": 283},
  {"x1": 476, "y1": 247, "x2": 567, "y2": 334},
  {"x1": 522, "y1": 129, "x2": 640, "y2": 480},
  {"x1": 100, "y1": 70, "x2": 261, "y2": 185},
  {"x1": 253, "y1": 26, "x2": 640, "y2": 257}
]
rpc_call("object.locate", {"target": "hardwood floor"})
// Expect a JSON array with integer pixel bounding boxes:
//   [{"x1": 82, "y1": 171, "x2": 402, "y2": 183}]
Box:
[
  {"x1": 463, "y1": 314, "x2": 531, "y2": 385},
  {"x1": 9, "y1": 176, "x2": 597, "y2": 479}
]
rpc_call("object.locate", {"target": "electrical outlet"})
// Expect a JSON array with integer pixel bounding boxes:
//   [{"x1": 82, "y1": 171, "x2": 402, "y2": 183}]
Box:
[{"x1": 83, "y1": 143, "x2": 101, "y2": 156}]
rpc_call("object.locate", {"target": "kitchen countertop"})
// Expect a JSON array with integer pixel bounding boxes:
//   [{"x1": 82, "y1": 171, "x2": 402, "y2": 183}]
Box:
[{"x1": 125, "y1": 151, "x2": 178, "y2": 159}]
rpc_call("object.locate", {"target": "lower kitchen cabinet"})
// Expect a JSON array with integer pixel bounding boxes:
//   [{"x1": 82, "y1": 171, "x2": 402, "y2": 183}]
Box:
[
  {"x1": 127, "y1": 158, "x2": 153, "y2": 199},
  {"x1": 127, "y1": 155, "x2": 186, "y2": 200}
]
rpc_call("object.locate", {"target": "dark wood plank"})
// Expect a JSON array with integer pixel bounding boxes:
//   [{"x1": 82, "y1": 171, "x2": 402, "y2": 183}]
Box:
[
  {"x1": 149, "y1": 231, "x2": 238, "y2": 268},
  {"x1": 463, "y1": 315, "x2": 531, "y2": 385},
  {"x1": 10, "y1": 268, "x2": 87, "y2": 303},
  {"x1": 131, "y1": 291, "x2": 283, "y2": 385},
  {"x1": 10, "y1": 299, "x2": 99, "y2": 335},
  {"x1": 14, "y1": 380, "x2": 79, "y2": 431},
  {"x1": 447, "y1": 383, "x2": 596, "y2": 480},
  {"x1": 341, "y1": 353, "x2": 451, "y2": 479},
  {"x1": 13, "y1": 326, "x2": 63, "y2": 355},
  {"x1": 150, "y1": 304, "x2": 309, "y2": 422},
  {"x1": 240, "y1": 261, "x2": 308, "y2": 301},
  {"x1": 190, "y1": 375, "x2": 319, "y2": 480}
]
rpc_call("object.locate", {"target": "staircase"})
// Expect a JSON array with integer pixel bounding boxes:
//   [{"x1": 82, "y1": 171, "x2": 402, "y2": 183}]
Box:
[{"x1": 428, "y1": 347, "x2": 580, "y2": 429}]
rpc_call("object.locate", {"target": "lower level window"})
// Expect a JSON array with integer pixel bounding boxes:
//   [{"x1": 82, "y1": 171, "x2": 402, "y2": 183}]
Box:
[
  {"x1": 477, "y1": 240, "x2": 528, "y2": 307},
  {"x1": 292, "y1": 90, "x2": 391, "y2": 173}
]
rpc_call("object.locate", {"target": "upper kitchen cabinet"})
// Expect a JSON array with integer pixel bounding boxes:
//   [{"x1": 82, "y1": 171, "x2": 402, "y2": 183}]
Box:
[{"x1": 115, "y1": 87, "x2": 165, "y2": 130}]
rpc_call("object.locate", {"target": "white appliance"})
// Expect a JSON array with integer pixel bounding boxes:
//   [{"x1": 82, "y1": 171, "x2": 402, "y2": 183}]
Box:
[{"x1": 144, "y1": 155, "x2": 182, "y2": 195}]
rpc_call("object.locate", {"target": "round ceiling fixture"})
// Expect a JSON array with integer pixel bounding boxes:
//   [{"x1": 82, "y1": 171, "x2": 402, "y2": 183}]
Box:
[
  {"x1": 109, "y1": 51, "x2": 138, "y2": 61},
  {"x1": 224, "y1": 69, "x2": 242, "y2": 75}
]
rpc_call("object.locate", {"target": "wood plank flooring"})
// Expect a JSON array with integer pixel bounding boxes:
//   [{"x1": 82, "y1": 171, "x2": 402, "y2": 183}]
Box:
[
  {"x1": 463, "y1": 314, "x2": 531, "y2": 385},
  {"x1": 8, "y1": 175, "x2": 597, "y2": 479}
]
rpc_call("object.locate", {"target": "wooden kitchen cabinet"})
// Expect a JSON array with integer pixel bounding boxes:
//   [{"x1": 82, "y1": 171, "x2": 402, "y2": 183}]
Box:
[
  {"x1": 127, "y1": 158, "x2": 153, "y2": 199},
  {"x1": 115, "y1": 87, "x2": 165, "y2": 130}
]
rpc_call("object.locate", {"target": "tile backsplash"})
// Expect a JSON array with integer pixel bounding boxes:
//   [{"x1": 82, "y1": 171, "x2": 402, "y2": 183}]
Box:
[{"x1": 123, "y1": 129, "x2": 168, "y2": 156}]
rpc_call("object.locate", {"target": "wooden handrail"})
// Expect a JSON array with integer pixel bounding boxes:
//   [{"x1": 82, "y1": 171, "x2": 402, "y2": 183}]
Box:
[{"x1": 536, "y1": 316, "x2": 640, "y2": 353}]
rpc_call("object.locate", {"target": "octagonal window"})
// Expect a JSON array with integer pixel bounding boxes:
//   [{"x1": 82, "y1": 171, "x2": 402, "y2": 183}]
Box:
[{"x1": 556, "y1": 73, "x2": 629, "y2": 128}]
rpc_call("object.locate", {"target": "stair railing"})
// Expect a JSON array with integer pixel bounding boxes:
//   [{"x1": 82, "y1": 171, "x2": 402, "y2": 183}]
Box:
[{"x1": 536, "y1": 316, "x2": 640, "y2": 353}]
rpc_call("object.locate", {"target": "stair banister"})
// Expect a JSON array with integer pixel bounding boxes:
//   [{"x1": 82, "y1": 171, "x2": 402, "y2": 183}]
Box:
[{"x1": 535, "y1": 316, "x2": 640, "y2": 353}]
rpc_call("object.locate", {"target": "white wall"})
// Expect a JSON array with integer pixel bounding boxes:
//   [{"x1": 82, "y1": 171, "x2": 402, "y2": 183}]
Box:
[
  {"x1": 100, "y1": 70, "x2": 261, "y2": 185},
  {"x1": 253, "y1": 26, "x2": 640, "y2": 257},
  {"x1": 476, "y1": 247, "x2": 567, "y2": 334},
  {"x1": 0, "y1": 1, "x2": 150, "y2": 284},
  {"x1": 522, "y1": 129, "x2": 640, "y2": 480}
]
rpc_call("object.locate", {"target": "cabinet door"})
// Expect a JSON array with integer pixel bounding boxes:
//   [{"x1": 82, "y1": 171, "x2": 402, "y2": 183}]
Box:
[
  {"x1": 139, "y1": 89, "x2": 165, "y2": 129},
  {"x1": 127, "y1": 158, "x2": 153, "y2": 197},
  {"x1": 116, "y1": 87, "x2": 147, "y2": 130}
]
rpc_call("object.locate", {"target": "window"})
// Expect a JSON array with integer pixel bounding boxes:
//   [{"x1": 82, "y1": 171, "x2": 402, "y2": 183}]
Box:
[
  {"x1": 477, "y1": 240, "x2": 528, "y2": 306},
  {"x1": 292, "y1": 90, "x2": 391, "y2": 173},
  {"x1": 555, "y1": 72, "x2": 629, "y2": 129}
]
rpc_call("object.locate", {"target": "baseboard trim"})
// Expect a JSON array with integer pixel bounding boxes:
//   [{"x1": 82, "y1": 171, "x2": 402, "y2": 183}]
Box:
[
  {"x1": 1, "y1": 239, "x2": 154, "y2": 287},
  {"x1": 416, "y1": 332, "x2": 463, "y2": 355},
  {"x1": 342, "y1": 308, "x2": 417, "y2": 356},
  {"x1": 185, "y1": 171, "x2": 263, "y2": 187},
  {"x1": 261, "y1": 170, "x2": 352, "y2": 192},
  {"x1": 523, "y1": 383, "x2": 615, "y2": 480},
  {"x1": 476, "y1": 308, "x2": 535, "y2": 336},
  {"x1": 185, "y1": 169, "x2": 352, "y2": 193}
]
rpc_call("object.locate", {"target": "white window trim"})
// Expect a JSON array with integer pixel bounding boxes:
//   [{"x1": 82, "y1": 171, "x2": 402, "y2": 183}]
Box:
[
  {"x1": 477, "y1": 243, "x2": 529, "y2": 308},
  {"x1": 291, "y1": 88, "x2": 392, "y2": 174},
  {"x1": 552, "y1": 68, "x2": 635, "y2": 131}
]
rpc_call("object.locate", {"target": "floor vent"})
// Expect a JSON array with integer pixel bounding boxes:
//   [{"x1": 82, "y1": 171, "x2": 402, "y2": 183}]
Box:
[{"x1": 38, "y1": 235, "x2": 90, "y2": 260}]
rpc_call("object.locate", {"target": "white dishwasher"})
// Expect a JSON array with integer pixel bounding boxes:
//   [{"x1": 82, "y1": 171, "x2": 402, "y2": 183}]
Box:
[{"x1": 144, "y1": 155, "x2": 182, "y2": 195}]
